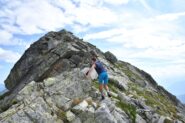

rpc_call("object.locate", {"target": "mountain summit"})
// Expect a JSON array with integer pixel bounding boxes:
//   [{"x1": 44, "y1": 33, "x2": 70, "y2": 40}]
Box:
[{"x1": 0, "y1": 29, "x2": 185, "y2": 123}]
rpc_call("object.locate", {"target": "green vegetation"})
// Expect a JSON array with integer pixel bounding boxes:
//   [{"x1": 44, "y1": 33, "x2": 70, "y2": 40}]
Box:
[
  {"x1": 92, "y1": 62, "x2": 182, "y2": 121},
  {"x1": 92, "y1": 80, "x2": 99, "y2": 89},
  {"x1": 92, "y1": 78, "x2": 136, "y2": 122},
  {"x1": 115, "y1": 62, "x2": 143, "y2": 82},
  {"x1": 128, "y1": 83, "x2": 179, "y2": 119},
  {"x1": 108, "y1": 82, "x2": 119, "y2": 93},
  {"x1": 11, "y1": 99, "x2": 18, "y2": 105},
  {"x1": 116, "y1": 99, "x2": 136, "y2": 123},
  {"x1": 56, "y1": 109, "x2": 67, "y2": 122},
  {"x1": 92, "y1": 79, "x2": 118, "y2": 93},
  {"x1": 164, "y1": 118, "x2": 173, "y2": 123},
  {"x1": 109, "y1": 78, "x2": 125, "y2": 92}
]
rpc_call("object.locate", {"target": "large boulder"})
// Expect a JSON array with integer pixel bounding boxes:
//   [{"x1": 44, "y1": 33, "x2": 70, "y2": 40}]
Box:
[
  {"x1": 95, "y1": 103, "x2": 116, "y2": 123},
  {"x1": 4, "y1": 30, "x2": 97, "y2": 92},
  {"x1": 104, "y1": 51, "x2": 118, "y2": 64}
]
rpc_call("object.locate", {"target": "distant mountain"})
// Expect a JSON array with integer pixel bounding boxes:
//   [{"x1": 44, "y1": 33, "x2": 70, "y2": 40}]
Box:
[
  {"x1": 0, "y1": 84, "x2": 5, "y2": 92},
  {"x1": 178, "y1": 94, "x2": 185, "y2": 104},
  {"x1": 0, "y1": 84, "x2": 6, "y2": 95}
]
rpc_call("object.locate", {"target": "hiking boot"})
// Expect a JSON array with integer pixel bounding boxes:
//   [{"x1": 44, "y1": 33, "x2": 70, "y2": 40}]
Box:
[{"x1": 107, "y1": 92, "x2": 111, "y2": 97}]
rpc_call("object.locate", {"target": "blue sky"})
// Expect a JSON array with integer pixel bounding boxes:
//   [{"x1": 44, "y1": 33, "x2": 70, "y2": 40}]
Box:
[{"x1": 0, "y1": 0, "x2": 185, "y2": 96}]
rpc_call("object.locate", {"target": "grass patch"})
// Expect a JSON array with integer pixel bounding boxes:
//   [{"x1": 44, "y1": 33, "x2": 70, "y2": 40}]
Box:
[
  {"x1": 92, "y1": 79, "x2": 118, "y2": 94},
  {"x1": 116, "y1": 99, "x2": 136, "y2": 123},
  {"x1": 115, "y1": 62, "x2": 182, "y2": 120},
  {"x1": 11, "y1": 99, "x2": 18, "y2": 105},
  {"x1": 115, "y1": 63, "x2": 142, "y2": 82},
  {"x1": 109, "y1": 78, "x2": 126, "y2": 92},
  {"x1": 128, "y1": 83, "x2": 179, "y2": 119},
  {"x1": 92, "y1": 80, "x2": 99, "y2": 89},
  {"x1": 108, "y1": 82, "x2": 119, "y2": 93},
  {"x1": 111, "y1": 93, "x2": 119, "y2": 100}
]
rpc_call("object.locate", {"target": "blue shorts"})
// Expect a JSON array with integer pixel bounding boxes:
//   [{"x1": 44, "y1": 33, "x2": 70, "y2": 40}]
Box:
[{"x1": 98, "y1": 72, "x2": 109, "y2": 84}]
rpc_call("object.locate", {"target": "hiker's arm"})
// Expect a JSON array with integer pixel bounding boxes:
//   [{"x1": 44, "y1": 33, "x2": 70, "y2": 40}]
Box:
[{"x1": 86, "y1": 64, "x2": 96, "y2": 75}]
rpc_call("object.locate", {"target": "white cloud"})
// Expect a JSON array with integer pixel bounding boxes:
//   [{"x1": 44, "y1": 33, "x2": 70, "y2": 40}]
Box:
[
  {"x1": 153, "y1": 12, "x2": 185, "y2": 21},
  {"x1": 0, "y1": 30, "x2": 13, "y2": 45},
  {"x1": 15, "y1": 1, "x2": 67, "y2": 34},
  {"x1": 75, "y1": 0, "x2": 103, "y2": 6},
  {"x1": 87, "y1": 25, "x2": 185, "y2": 64},
  {"x1": 138, "y1": 0, "x2": 152, "y2": 11},
  {"x1": 84, "y1": 11, "x2": 185, "y2": 50},
  {"x1": 76, "y1": 5, "x2": 117, "y2": 26},
  {"x1": 0, "y1": 48, "x2": 21, "y2": 63},
  {"x1": 50, "y1": 0, "x2": 119, "y2": 29},
  {"x1": 104, "y1": 0, "x2": 129, "y2": 5},
  {"x1": 72, "y1": 24, "x2": 89, "y2": 33},
  {"x1": 49, "y1": 0, "x2": 76, "y2": 12},
  {"x1": 0, "y1": 30, "x2": 30, "y2": 46},
  {"x1": 0, "y1": 0, "x2": 68, "y2": 35},
  {"x1": 84, "y1": 28, "x2": 125, "y2": 40},
  {"x1": 1, "y1": 0, "x2": 119, "y2": 35},
  {"x1": 142, "y1": 64, "x2": 185, "y2": 86},
  {"x1": 85, "y1": 27, "x2": 176, "y2": 49}
]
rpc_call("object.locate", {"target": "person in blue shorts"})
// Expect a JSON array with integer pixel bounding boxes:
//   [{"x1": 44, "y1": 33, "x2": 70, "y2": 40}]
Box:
[{"x1": 87, "y1": 57, "x2": 111, "y2": 100}]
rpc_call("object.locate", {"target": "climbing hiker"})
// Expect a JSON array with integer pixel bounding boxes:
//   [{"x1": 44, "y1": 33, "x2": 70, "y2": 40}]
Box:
[{"x1": 87, "y1": 57, "x2": 111, "y2": 100}]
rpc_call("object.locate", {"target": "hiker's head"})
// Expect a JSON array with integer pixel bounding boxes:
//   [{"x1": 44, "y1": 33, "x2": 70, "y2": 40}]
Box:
[
  {"x1": 90, "y1": 50, "x2": 98, "y2": 58},
  {"x1": 91, "y1": 57, "x2": 96, "y2": 64}
]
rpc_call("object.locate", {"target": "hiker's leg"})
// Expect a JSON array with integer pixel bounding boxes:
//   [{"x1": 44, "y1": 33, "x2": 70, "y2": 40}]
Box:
[
  {"x1": 99, "y1": 84, "x2": 105, "y2": 100},
  {"x1": 98, "y1": 73, "x2": 105, "y2": 99},
  {"x1": 104, "y1": 72, "x2": 111, "y2": 97},
  {"x1": 104, "y1": 72, "x2": 109, "y2": 91},
  {"x1": 99, "y1": 84, "x2": 104, "y2": 95},
  {"x1": 104, "y1": 84, "x2": 111, "y2": 97},
  {"x1": 104, "y1": 84, "x2": 109, "y2": 92}
]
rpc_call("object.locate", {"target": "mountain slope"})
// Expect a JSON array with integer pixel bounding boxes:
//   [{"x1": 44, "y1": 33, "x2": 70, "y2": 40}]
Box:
[
  {"x1": 178, "y1": 95, "x2": 185, "y2": 104},
  {"x1": 0, "y1": 29, "x2": 184, "y2": 123}
]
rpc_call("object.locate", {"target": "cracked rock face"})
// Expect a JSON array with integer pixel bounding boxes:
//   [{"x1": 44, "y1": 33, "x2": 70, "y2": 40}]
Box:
[
  {"x1": 1, "y1": 29, "x2": 185, "y2": 123},
  {"x1": 5, "y1": 30, "x2": 92, "y2": 91}
]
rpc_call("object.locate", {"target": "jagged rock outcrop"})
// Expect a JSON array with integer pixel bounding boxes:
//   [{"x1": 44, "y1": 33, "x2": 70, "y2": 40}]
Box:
[
  {"x1": 104, "y1": 51, "x2": 118, "y2": 64},
  {"x1": 1, "y1": 29, "x2": 185, "y2": 123},
  {"x1": 5, "y1": 30, "x2": 95, "y2": 91}
]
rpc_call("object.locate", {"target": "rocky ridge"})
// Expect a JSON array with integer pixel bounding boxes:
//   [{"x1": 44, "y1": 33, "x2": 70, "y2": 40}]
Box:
[{"x1": 0, "y1": 29, "x2": 185, "y2": 123}]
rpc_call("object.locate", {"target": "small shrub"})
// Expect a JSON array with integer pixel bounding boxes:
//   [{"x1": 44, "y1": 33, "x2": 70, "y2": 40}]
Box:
[
  {"x1": 11, "y1": 99, "x2": 18, "y2": 105},
  {"x1": 56, "y1": 109, "x2": 67, "y2": 122}
]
